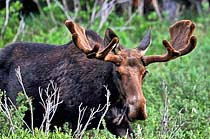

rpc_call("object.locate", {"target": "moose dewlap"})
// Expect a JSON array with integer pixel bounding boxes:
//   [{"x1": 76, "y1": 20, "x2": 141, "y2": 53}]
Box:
[{"x1": 0, "y1": 20, "x2": 197, "y2": 138}]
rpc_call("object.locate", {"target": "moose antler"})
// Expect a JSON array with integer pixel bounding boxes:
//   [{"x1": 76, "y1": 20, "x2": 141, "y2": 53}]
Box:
[
  {"x1": 142, "y1": 20, "x2": 197, "y2": 66},
  {"x1": 65, "y1": 20, "x2": 122, "y2": 64}
]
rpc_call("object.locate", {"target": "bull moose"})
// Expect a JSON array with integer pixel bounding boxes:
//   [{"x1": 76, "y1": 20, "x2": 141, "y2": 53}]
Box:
[{"x1": 0, "y1": 20, "x2": 197, "y2": 137}]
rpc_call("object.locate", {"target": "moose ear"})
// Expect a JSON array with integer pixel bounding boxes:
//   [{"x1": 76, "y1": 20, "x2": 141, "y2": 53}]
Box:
[
  {"x1": 137, "y1": 27, "x2": 152, "y2": 54},
  {"x1": 104, "y1": 28, "x2": 119, "y2": 46},
  {"x1": 104, "y1": 28, "x2": 122, "y2": 54}
]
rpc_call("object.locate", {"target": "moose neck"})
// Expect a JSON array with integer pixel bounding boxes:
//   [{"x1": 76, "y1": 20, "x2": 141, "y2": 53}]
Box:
[{"x1": 105, "y1": 64, "x2": 123, "y2": 104}]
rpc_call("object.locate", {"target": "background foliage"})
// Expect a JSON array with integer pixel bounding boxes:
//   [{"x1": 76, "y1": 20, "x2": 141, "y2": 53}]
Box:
[{"x1": 0, "y1": 1, "x2": 209, "y2": 139}]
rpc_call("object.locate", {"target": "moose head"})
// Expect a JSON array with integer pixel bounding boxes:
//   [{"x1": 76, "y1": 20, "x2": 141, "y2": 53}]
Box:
[{"x1": 65, "y1": 20, "x2": 197, "y2": 121}]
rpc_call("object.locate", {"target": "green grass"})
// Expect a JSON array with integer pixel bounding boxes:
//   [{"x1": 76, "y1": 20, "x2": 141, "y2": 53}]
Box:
[{"x1": 0, "y1": 1, "x2": 209, "y2": 138}]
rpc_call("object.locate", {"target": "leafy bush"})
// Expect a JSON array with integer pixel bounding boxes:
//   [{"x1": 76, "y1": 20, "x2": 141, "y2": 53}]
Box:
[
  {"x1": 0, "y1": 92, "x2": 28, "y2": 136},
  {"x1": 0, "y1": 1, "x2": 22, "y2": 47}
]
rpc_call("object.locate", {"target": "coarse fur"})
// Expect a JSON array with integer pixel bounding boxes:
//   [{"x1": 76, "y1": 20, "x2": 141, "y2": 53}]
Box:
[{"x1": 0, "y1": 30, "x2": 132, "y2": 136}]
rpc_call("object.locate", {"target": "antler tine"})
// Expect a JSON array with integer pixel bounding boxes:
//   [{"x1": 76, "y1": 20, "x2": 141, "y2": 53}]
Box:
[
  {"x1": 94, "y1": 37, "x2": 119, "y2": 59},
  {"x1": 65, "y1": 20, "x2": 94, "y2": 54},
  {"x1": 142, "y1": 20, "x2": 197, "y2": 66},
  {"x1": 65, "y1": 20, "x2": 121, "y2": 63}
]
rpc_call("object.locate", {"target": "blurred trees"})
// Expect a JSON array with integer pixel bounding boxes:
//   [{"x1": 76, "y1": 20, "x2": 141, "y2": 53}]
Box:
[
  {"x1": 0, "y1": 0, "x2": 209, "y2": 29},
  {"x1": 0, "y1": 0, "x2": 209, "y2": 21}
]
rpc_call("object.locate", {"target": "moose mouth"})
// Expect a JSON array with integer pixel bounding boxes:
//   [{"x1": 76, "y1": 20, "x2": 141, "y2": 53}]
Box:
[{"x1": 125, "y1": 105, "x2": 135, "y2": 122}]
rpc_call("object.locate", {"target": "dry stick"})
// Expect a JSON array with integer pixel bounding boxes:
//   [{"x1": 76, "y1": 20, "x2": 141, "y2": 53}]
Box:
[
  {"x1": 12, "y1": 15, "x2": 25, "y2": 43},
  {"x1": 136, "y1": 124, "x2": 143, "y2": 138},
  {"x1": 97, "y1": 0, "x2": 115, "y2": 31},
  {"x1": 90, "y1": 0, "x2": 129, "y2": 25},
  {"x1": 46, "y1": 0, "x2": 58, "y2": 25},
  {"x1": 73, "y1": 0, "x2": 80, "y2": 20},
  {"x1": 90, "y1": 0, "x2": 99, "y2": 24},
  {"x1": 125, "y1": 12, "x2": 137, "y2": 25},
  {"x1": 39, "y1": 81, "x2": 63, "y2": 134},
  {"x1": 169, "y1": 109, "x2": 185, "y2": 139},
  {"x1": 116, "y1": 0, "x2": 130, "y2": 4},
  {"x1": 73, "y1": 103, "x2": 87, "y2": 137},
  {"x1": 0, "y1": 94, "x2": 15, "y2": 134},
  {"x1": 159, "y1": 81, "x2": 170, "y2": 137},
  {"x1": 78, "y1": 104, "x2": 104, "y2": 139},
  {"x1": 1, "y1": 0, "x2": 10, "y2": 38},
  {"x1": 113, "y1": 12, "x2": 138, "y2": 32},
  {"x1": 159, "y1": 81, "x2": 186, "y2": 138},
  {"x1": 151, "y1": 0, "x2": 162, "y2": 21},
  {"x1": 74, "y1": 95, "x2": 110, "y2": 139},
  {"x1": 32, "y1": 0, "x2": 45, "y2": 17},
  {"x1": 72, "y1": 87, "x2": 112, "y2": 138},
  {"x1": 196, "y1": 1, "x2": 203, "y2": 15},
  {"x1": 15, "y1": 67, "x2": 34, "y2": 135},
  {"x1": 137, "y1": 0, "x2": 144, "y2": 16},
  {"x1": 54, "y1": 0, "x2": 71, "y2": 20},
  {"x1": 96, "y1": 85, "x2": 111, "y2": 130},
  {"x1": 115, "y1": 0, "x2": 133, "y2": 17},
  {"x1": 7, "y1": 97, "x2": 31, "y2": 130},
  {"x1": 112, "y1": 26, "x2": 135, "y2": 31},
  {"x1": 0, "y1": 91, "x2": 31, "y2": 133},
  {"x1": 128, "y1": 0, "x2": 132, "y2": 17},
  {"x1": 62, "y1": 0, "x2": 69, "y2": 12},
  {"x1": 20, "y1": 23, "x2": 27, "y2": 41}
]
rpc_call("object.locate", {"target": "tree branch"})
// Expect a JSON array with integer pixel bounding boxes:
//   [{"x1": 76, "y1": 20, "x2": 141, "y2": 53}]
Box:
[{"x1": 1, "y1": 0, "x2": 10, "y2": 39}]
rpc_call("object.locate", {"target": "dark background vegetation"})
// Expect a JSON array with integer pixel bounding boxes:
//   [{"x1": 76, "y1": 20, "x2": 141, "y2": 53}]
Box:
[{"x1": 0, "y1": 0, "x2": 209, "y2": 138}]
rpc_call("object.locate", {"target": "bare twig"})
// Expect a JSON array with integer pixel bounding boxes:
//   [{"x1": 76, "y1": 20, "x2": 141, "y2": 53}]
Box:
[
  {"x1": 169, "y1": 109, "x2": 185, "y2": 139},
  {"x1": 12, "y1": 15, "x2": 25, "y2": 42},
  {"x1": 78, "y1": 105, "x2": 104, "y2": 138},
  {"x1": 32, "y1": 0, "x2": 45, "y2": 16},
  {"x1": 111, "y1": 26, "x2": 135, "y2": 31},
  {"x1": 159, "y1": 81, "x2": 186, "y2": 138},
  {"x1": 15, "y1": 66, "x2": 34, "y2": 135},
  {"x1": 1, "y1": 0, "x2": 10, "y2": 38},
  {"x1": 151, "y1": 0, "x2": 162, "y2": 21},
  {"x1": 73, "y1": 103, "x2": 87, "y2": 138},
  {"x1": 7, "y1": 97, "x2": 31, "y2": 130},
  {"x1": 74, "y1": 86, "x2": 111, "y2": 139},
  {"x1": 54, "y1": 0, "x2": 71, "y2": 20},
  {"x1": 62, "y1": 0, "x2": 69, "y2": 13},
  {"x1": 126, "y1": 13, "x2": 137, "y2": 25},
  {"x1": 136, "y1": 124, "x2": 143, "y2": 138},
  {"x1": 73, "y1": 0, "x2": 80, "y2": 20},
  {"x1": 96, "y1": 0, "x2": 116, "y2": 31},
  {"x1": 46, "y1": 0, "x2": 58, "y2": 25},
  {"x1": 137, "y1": 0, "x2": 144, "y2": 16},
  {"x1": 20, "y1": 23, "x2": 27, "y2": 41},
  {"x1": 0, "y1": 93, "x2": 15, "y2": 134},
  {"x1": 159, "y1": 81, "x2": 170, "y2": 136},
  {"x1": 90, "y1": 0, "x2": 99, "y2": 24},
  {"x1": 39, "y1": 80, "x2": 63, "y2": 134},
  {"x1": 97, "y1": 85, "x2": 111, "y2": 130},
  {"x1": 116, "y1": 0, "x2": 130, "y2": 4}
]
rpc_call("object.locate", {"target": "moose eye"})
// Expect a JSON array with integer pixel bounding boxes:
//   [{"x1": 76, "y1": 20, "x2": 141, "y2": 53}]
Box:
[{"x1": 142, "y1": 70, "x2": 148, "y2": 79}]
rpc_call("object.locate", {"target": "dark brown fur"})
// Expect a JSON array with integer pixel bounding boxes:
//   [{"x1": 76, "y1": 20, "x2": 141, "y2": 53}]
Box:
[{"x1": 0, "y1": 30, "x2": 133, "y2": 137}]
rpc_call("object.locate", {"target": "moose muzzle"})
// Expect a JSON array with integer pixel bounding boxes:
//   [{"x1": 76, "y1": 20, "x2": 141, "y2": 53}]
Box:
[{"x1": 127, "y1": 97, "x2": 147, "y2": 121}]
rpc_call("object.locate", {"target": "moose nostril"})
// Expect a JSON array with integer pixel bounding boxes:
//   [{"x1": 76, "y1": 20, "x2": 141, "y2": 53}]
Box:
[
  {"x1": 128, "y1": 103, "x2": 147, "y2": 121},
  {"x1": 128, "y1": 96, "x2": 138, "y2": 105}
]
